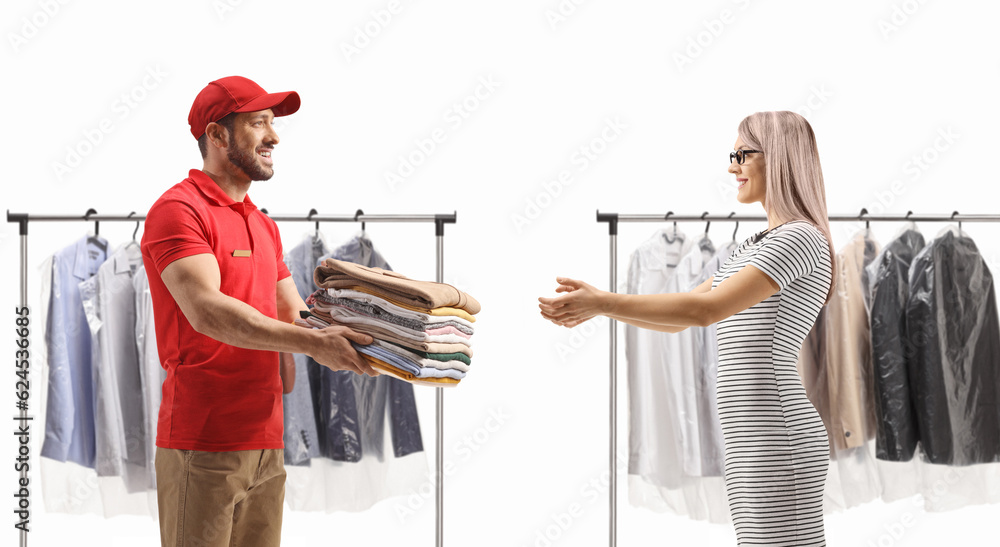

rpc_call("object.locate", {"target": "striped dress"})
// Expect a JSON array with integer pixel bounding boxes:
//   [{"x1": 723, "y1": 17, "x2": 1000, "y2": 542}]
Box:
[{"x1": 711, "y1": 220, "x2": 833, "y2": 546}]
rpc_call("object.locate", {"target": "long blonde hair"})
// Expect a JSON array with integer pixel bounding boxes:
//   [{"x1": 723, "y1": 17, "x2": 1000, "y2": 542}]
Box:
[{"x1": 738, "y1": 111, "x2": 836, "y2": 306}]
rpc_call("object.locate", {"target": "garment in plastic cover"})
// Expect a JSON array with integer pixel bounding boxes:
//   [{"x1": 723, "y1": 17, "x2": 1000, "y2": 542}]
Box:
[
  {"x1": 864, "y1": 224, "x2": 1000, "y2": 512},
  {"x1": 282, "y1": 231, "x2": 428, "y2": 512},
  {"x1": 867, "y1": 224, "x2": 926, "y2": 462},
  {"x1": 282, "y1": 232, "x2": 328, "y2": 465},
  {"x1": 904, "y1": 225, "x2": 1000, "y2": 466}
]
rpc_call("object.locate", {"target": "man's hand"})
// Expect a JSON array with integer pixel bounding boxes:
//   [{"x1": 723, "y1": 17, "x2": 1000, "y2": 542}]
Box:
[
  {"x1": 305, "y1": 325, "x2": 379, "y2": 376},
  {"x1": 160, "y1": 254, "x2": 380, "y2": 377}
]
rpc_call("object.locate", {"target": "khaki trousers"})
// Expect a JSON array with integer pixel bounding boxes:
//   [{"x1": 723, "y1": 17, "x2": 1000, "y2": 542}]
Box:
[{"x1": 156, "y1": 447, "x2": 285, "y2": 547}]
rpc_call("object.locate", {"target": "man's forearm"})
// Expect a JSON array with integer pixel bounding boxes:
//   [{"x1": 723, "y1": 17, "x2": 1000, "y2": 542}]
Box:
[
  {"x1": 605, "y1": 292, "x2": 707, "y2": 328},
  {"x1": 190, "y1": 291, "x2": 317, "y2": 355}
]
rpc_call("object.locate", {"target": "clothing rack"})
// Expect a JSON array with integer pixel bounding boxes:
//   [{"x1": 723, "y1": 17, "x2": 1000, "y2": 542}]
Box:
[
  {"x1": 594, "y1": 208, "x2": 1000, "y2": 547},
  {"x1": 7, "y1": 209, "x2": 458, "y2": 547}
]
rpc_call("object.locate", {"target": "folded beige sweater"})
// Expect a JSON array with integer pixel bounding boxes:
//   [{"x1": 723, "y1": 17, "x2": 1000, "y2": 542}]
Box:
[{"x1": 314, "y1": 258, "x2": 481, "y2": 315}]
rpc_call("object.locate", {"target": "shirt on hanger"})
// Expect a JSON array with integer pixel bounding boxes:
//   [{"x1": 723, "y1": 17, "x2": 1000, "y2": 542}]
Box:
[
  {"x1": 133, "y1": 263, "x2": 165, "y2": 489},
  {"x1": 689, "y1": 240, "x2": 736, "y2": 478},
  {"x1": 79, "y1": 243, "x2": 147, "y2": 492},
  {"x1": 41, "y1": 235, "x2": 108, "y2": 469},
  {"x1": 626, "y1": 230, "x2": 734, "y2": 524},
  {"x1": 626, "y1": 227, "x2": 696, "y2": 488}
]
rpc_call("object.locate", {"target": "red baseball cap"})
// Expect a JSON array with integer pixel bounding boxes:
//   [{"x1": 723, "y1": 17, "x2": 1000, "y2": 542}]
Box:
[{"x1": 188, "y1": 75, "x2": 301, "y2": 139}]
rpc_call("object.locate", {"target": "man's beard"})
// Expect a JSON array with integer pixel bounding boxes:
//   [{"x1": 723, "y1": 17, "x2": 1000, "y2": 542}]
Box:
[{"x1": 227, "y1": 138, "x2": 274, "y2": 181}]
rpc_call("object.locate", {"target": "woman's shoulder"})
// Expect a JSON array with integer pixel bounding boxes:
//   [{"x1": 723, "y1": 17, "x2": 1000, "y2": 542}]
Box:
[
  {"x1": 764, "y1": 220, "x2": 829, "y2": 254},
  {"x1": 772, "y1": 219, "x2": 824, "y2": 239}
]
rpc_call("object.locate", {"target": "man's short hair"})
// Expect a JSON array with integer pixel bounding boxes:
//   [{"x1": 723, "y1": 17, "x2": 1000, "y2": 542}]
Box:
[{"x1": 197, "y1": 112, "x2": 238, "y2": 160}]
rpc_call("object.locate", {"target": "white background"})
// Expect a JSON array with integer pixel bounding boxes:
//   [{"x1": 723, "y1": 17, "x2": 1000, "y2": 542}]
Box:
[{"x1": 2, "y1": 0, "x2": 999, "y2": 545}]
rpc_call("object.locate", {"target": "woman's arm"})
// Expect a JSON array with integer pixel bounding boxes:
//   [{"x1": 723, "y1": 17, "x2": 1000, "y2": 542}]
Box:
[
  {"x1": 539, "y1": 265, "x2": 779, "y2": 329},
  {"x1": 602, "y1": 276, "x2": 717, "y2": 333},
  {"x1": 605, "y1": 314, "x2": 688, "y2": 333}
]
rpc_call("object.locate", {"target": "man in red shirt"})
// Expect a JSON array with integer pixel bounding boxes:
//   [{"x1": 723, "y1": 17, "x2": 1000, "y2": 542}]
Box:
[{"x1": 141, "y1": 76, "x2": 376, "y2": 546}]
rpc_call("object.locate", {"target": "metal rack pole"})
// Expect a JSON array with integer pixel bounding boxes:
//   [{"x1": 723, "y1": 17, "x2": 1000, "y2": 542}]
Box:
[
  {"x1": 594, "y1": 209, "x2": 1000, "y2": 547},
  {"x1": 604, "y1": 214, "x2": 619, "y2": 547},
  {"x1": 595, "y1": 211, "x2": 1000, "y2": 223},
  {"x1": 6, "y1": 209, "x2": 458, "y2": 547},
  {"x1": 12, "y1": 214, "x2": 28, "y2": 547},
  {"x1": 433, "y1": 214, "x2": 454, "y2": 547},
  {"x1": 6, "y1": 212, "x2": 459, "y2": 224}
]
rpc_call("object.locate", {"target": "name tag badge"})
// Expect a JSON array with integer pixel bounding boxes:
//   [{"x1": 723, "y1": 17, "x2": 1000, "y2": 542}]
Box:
[{"x1": 232, "y1": 250, "x2": 252, "y2": 257}]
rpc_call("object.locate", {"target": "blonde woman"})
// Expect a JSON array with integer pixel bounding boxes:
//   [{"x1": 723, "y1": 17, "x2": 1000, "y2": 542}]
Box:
[{"x1": 539, "y1": 111, "x2": 837, "y2": 546}]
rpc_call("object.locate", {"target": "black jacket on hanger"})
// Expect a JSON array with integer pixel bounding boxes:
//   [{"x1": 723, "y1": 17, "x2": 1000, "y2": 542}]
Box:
[
  {"x1": 905, "y1": 229, "x2": 1000, "y2": 465},
  {"x1": 869, "y1": 229, "x2": 925, "y2": 461}
]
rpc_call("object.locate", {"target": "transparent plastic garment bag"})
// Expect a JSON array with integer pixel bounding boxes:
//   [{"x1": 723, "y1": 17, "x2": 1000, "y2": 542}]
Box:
[
  {"x1": 801, "y1": 221, "x2": 1000, "y2": 515},
  {"x1": 884, "y1": 223, "x2": 1000, "y2": 510}
]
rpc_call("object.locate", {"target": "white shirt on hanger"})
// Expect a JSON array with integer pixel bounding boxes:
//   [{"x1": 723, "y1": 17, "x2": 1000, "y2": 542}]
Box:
[
  {"x1": 79, "y1": 243, "x2": 147, "y2": 493},
  {"x1": 690, "y1": 239, "x2": 736, "y2": 478},
  {"x1": 626, "y1": 227, "x2": 695, "y2": 487},
  {"x1": 133, "y1": 263, "x2": 165, "y2": 490},
  {"x1": 626, "y1": 229, "x2": 735, "y2": 524}
]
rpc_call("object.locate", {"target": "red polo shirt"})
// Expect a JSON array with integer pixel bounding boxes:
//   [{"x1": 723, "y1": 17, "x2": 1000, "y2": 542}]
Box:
[{"x1": 141, "y1": 169, "x2": 292, "y2": 451}]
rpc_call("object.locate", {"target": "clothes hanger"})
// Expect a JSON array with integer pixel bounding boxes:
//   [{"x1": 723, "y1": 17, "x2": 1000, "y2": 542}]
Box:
[
  {"x1": 936, "y1": 210, "x2": 965, "y2": 239},
  {"x1": 888, "y1": 209, "x2": 921, "y2": 241},
  {"x1": 126, "y1": 211, "x2": 141, "y2": 250},
  {"x1": 354, "y1": 209, "x2": 370, "y2": 240},
  {"x1": 355, "y1": 209, "x2": 366, "y2": 233},
  {"x1": 728, "y1": 212, "x2": 739, "y2": 243},
  {"x1": 662, "y1": 211, "x2": 681, "y2": 244},
  {"x1": 84, "y1": 208, "x2": 108, "y2": 252},
  {"x1": 853, "y1": 207, "x2": 880, "y2": 265},
  {"x1": 857, "y1": 207, "x2": 871, "y2": 236},
  {"x1": 307, "y1": 208, "x2": 322, "y2": 243},
  {"x1": 854, "y1": 207, "x2": 883, "y2": 244},
  {"x1": 698, "y1": 211, "x2": 715, "y2": 252}
]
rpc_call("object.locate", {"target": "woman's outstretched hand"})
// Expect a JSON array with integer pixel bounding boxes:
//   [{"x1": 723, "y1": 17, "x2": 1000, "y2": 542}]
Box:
[{"x1": 538, "y1": 277, "x2": 610, "y2": 328}]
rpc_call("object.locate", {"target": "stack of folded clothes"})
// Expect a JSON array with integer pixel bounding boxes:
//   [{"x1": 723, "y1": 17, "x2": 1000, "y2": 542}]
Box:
[{"x1": 297, "y1": 258, "x2": 481, "y2": 387}]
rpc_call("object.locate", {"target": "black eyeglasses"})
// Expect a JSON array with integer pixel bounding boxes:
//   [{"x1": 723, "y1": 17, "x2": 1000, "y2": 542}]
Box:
[{"x1": 730, "y1": 149, "x2": 762, "y2": 165}]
